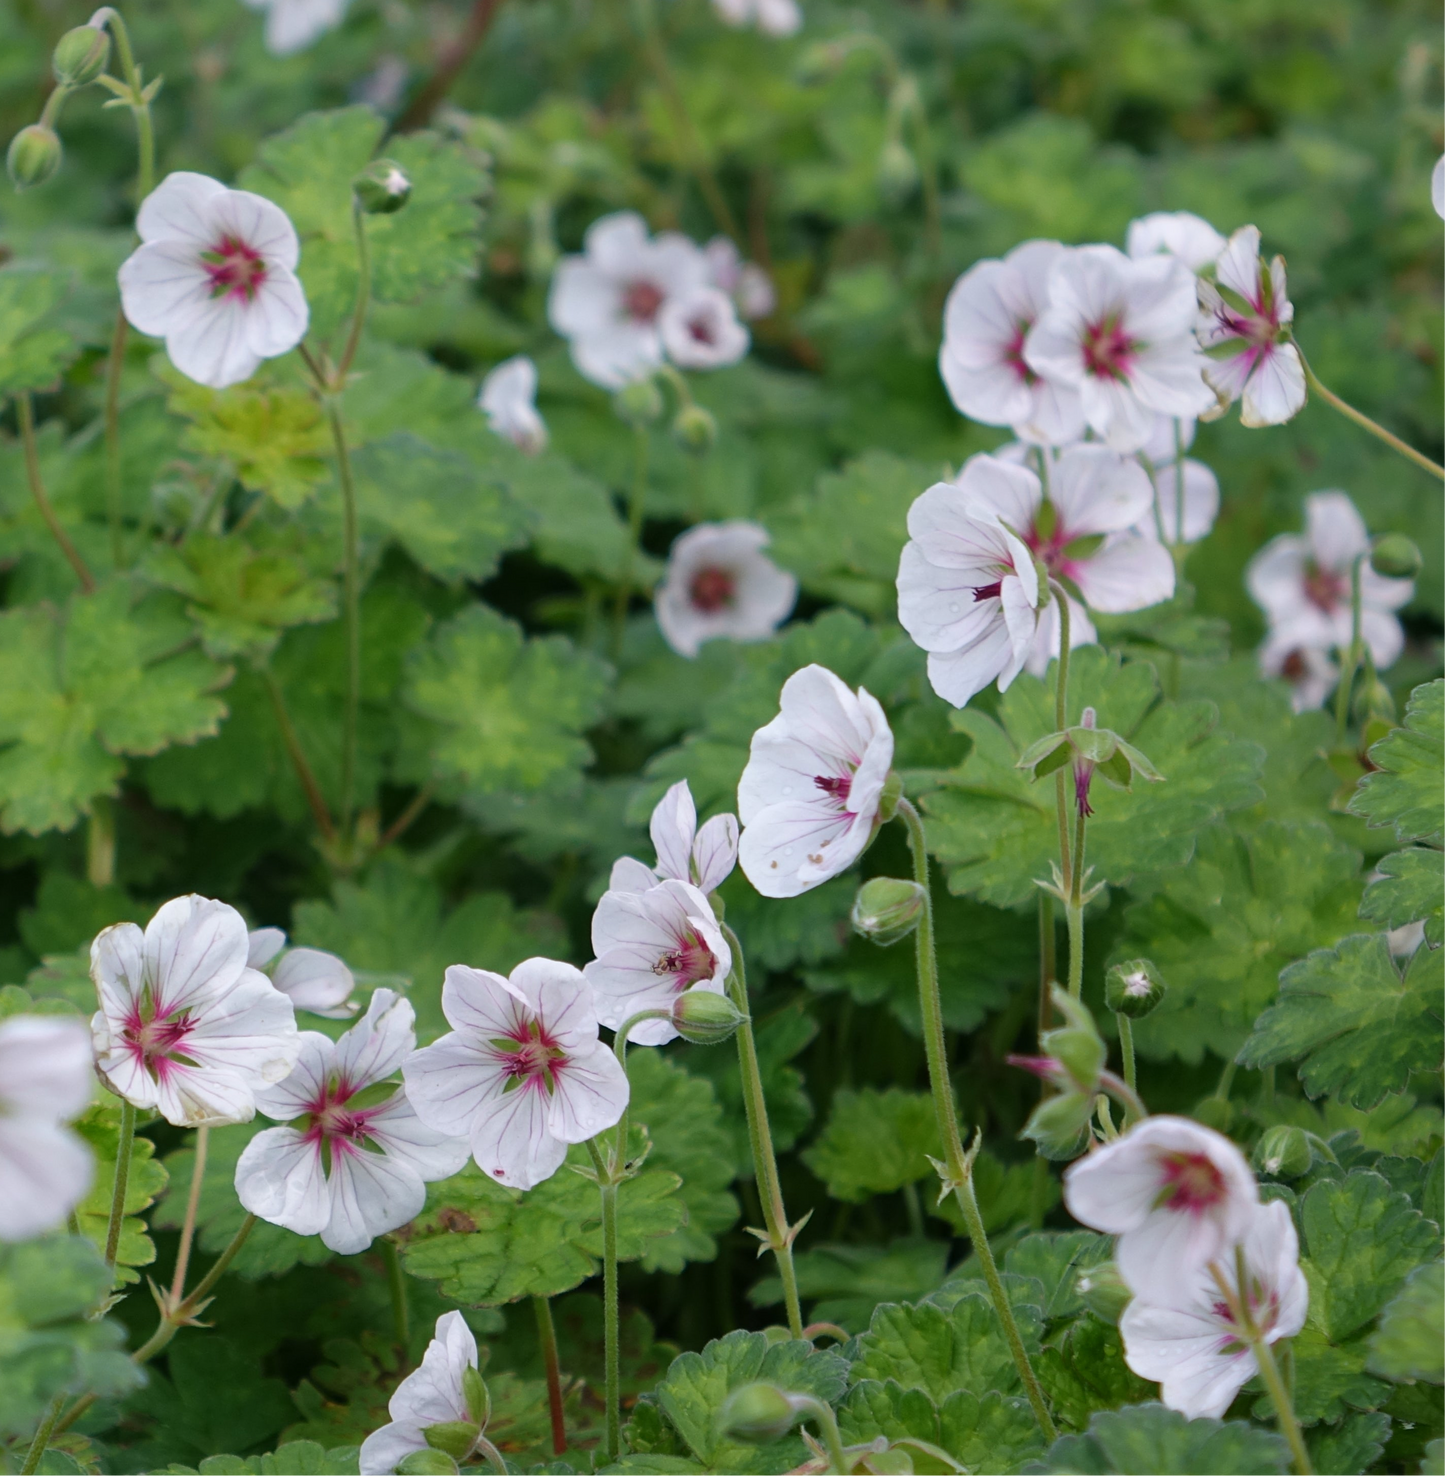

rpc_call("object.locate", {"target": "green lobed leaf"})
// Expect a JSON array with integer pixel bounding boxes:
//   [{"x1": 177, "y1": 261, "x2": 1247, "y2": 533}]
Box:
[
  {"x1": 1023, "y1": 1402, "x2": 1291, "y2": 1474},
  {"x1": 1366, "y1": 1261, "x2": 1444, "y2": 1385},
  {"x1": 1306, "y1": 1412, "x2": 1392, "y2": 1476},
  {"x1": 0, "y1": 264, "x2": 80, "y2": 395},
  {"x1": 1359, "y1": 847, "x2": 1443, "y2": 948},
  {"x1": 750, "y1": 1238, "x2": 951, "y2": 1334},
  {"x1": 1238, "y1": 933, "x2": 1444, "y2": 1109},
  {"x1": 72, "y1": 1099, "x2": 169, "y2": 1284},
  {"x1": 152, "y1": 1442, "x2": 361, "y2": 1475},
  {"x1": 1282, "y1": 1324, "x2": 1391, "y2": 1426},
  {"x1": 1034, "y1": 1316, "x2": 1156, "y2": 1433},
  {"x1": 802, "y1": 1087, "x2": 942, "y2": 1201},
  {"x1": 1348, "y1": 681, "x2": 1443, "y2": 846}
]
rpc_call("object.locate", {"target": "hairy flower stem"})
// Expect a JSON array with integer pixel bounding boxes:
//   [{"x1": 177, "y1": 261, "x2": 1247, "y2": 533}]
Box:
[
  {"x1": 1067, "y1": 805, "x2": 1088, "y2": 999},
  {"x1": 612, "y1": 423, "x2": 650, "y2": 659},
  {"x1": 794, "y1": 1394, "x2": 849, "y2": 1474},
  {"x1": 719, "y1": 921, "x2": 805, "y2": 1340},
  {"x1": 16, "y1": 393, "x2": 95, "y2": 593},
  {"x1": 95, "y1": 9, "x2": 156, "y2": 200},
  {"x1": 381, "y1": 1238, "x2": 409, "y2": 1355},
  {"x1": 1047, "y1": 586, "x2": 1088, "y2": 1000},
  {"x1": 326, "y1": 395, "x2": 362, "y2": 849},
  {"x1": 896, "y1": 798, "x2": 1057, "y2": 1441},
  {"x1": 168, "y1": 1125, "x2": 208, "y2": 1305},
  {"x1": 21, "y1": 1394, "x2": 65, "y2": 1476},
  {"x1": 533, "y1": 1296, "x2": 568, "y2": 1456},
  {"x1": 1296, "y1": 347, "x2": 1444, "y2": 483},
  {"x1": 1117, "y1": 1014, "x2": 1137, "y2": 1101},
  {"x1": 584, "y1": 1134, "x2": 624, "y2": 1465},
  {"x1": 1333, "y1": 554, "x2": 1365, "y2": 743},
  {"x1": 103, "y1": 1097, "x2": 137, "y2": 1270}
]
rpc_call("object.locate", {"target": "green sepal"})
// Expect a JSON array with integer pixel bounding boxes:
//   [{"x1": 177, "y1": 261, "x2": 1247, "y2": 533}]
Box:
[
  {"x1": 461, "y1": 1363, "x2": 490, "y2": 1428},
  {"x1": 421, "y1": 1421, "x2": 479, "y2": 1462}
]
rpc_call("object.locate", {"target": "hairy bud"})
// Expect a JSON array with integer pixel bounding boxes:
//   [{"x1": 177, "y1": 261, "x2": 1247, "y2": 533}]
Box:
[
  {"x1": 1104, "y1": 959, "x2": 1166, "y2": 1019},
  {"x1": 396, "y1": 1449, "x2": 460, "y2": 1475},
  {"x1": 421, "y1": 1421, "x2": 480, "y2": 1464},
  {"x1": 852, "y1": 876, "x2": 926, "y2": 946},
  {"x1": 672, "y1": 988, "x2": 747, "y2": 1045},
  {"x1": 8, "y1": 124, "x2": 62, "y2": 190},
  {"x1": 353, "y1": 158, "x2": 411, "y2": 214},
  {"x1": 672, "y1": 403, "x2": 718, "y2": 454},
  {"x1": 1369, "y1": 534, "x2": 1421, "y2": 581},
  {"x1": 53, "y1": 25, "x2": 111, "y2": 86},
  {"x1": 718, "y1": 1383, "x2": 798, "y2": 1444},
  {"x1": 1255, "y1": 1124, "x2": 1312, "y2": 1179},
  {"x1": 461, "y1": 1364, "x2": 490, "y2": 1428},
  {"x1": 613, "y1": 375, "x2": 663, "y2": 427}
]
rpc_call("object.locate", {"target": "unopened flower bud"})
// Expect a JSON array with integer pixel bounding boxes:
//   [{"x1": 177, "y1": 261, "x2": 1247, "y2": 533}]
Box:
[
  {"x1": 1021, "y1": 1089, "x2": 1093, "y2": 1159},
  {"x1": 1370, "y1": 534, "x2": 1421, "y2": 581},
  {"x1": 53, "y1": 25, "x2": 110, "y2": 86},
  {"x1": 1105, "y1": 959, "x2": 1166, "y2": 1019},
  {"x1": 1076, "y1": 1261, "x2": 1132, "y2": 1323},
  {"x1": 421, "y1": 1421, "x2": 480, "y2": 1464},
  {"x1": 397, "y1": 1448, "x2": 460, "y2": 1475},
  {"x1": 1254, "y1": 1124, "x2": 1311, "y2": 1179},
  {"x1": 613, "y1": 375, "x2": 663, "y2": 427},
  {"x1": 672, "y1": 988, "x2": 747, "y2": 1045},
  {"x1": 461, "y1": 1364, "x2": 490, "y2": 1428},
  {"x1": 851, "y1": 876, "x2": 926, "y2": 946},
  {"x1": 877, "y1": 139, "x2": 919, "y2": 201},
  {"x1": 672, "y1": 403, "x2": 717, "y2": 454},
  {"x1": 718, "y1": 1383, "x2": 798, "y2": 1444},
  {"x1": 8, "y1": 124, "x2": 62, "y2": 191},
  {"x1": 1041, "y1": 985, "x2": 1105, "y2": 1091},
  {"x1": 1191, "y1": 1095, "x2": 1234, "y2": 1133},
  {"x1": 353, "y1": 158, "x2": 411, "y2": 214}
]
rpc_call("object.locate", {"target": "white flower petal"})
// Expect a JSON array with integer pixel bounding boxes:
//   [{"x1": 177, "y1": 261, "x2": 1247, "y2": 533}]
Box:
[
  {"x1": 0, "y1": 1014, "x2": 93, "y2": 1122},
  {"x1": 235, "y1": 1125, "x2": 331, "y2": 1237},
  {"x1": 0, "y1": 1118, "x2": 93, "y2": 1240}
]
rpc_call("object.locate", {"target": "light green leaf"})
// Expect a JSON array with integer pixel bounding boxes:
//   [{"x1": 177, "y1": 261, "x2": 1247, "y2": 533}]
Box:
[
  {"x1": 755, "y1": 1238, "x2": 950, "y2": 1335},
  {"x1": 1301, "y1": 1170, "x2": 1441, "y2": 1343},
  {"x1": 1238, "y1": 933, "x2": 1443, "y2": 1109},
  {"x1": 802, "y1": 1087, "x2": 942, "y2": 1201},
  {"x1": 0, "y1": 264, "x2": 79, "y2": 394},
  {"x1": 1359, "y1": 847, "x2": 1443, "y2": 947},
  {"x1": 1284, "y1": 1324, "x2": 1391, "y2": 1425},
  {"x1": 1348, "y1": 680, "x2": 1443, "y2": 846},
  {"x1": 923, "y1": 646, "x2": 1265, "y2": 909},
  {"x1": 838, "y1": 1380, "x2": 1044, "y2": 1475},
  {"x1": 1034, "y1": 1315, "x2": 1155, "y2": 1433},
  {"x1": 1121, "y1": 820, "x2": 1363, "y2": 1065},
  {"x1": 1367, "y1": 1261, "x2": 1444, "y2": 1384},
  {"x1": 149, "y1": 1442, "x2": 361, "y2": 1475},
  {"x1": 1028, "y1": 1402, "x2": 1291, "y2": 1474},
  {"x1": 1306, "y1": 1412, "x2": 1392, "y2": 1476},
  {"x1": 71, "y1": 1099, "x2": 169, "y2": 1284}
]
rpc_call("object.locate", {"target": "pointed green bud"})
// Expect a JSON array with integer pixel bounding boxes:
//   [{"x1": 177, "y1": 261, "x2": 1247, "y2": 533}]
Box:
[
  {"x1": 672, "y1": 988, "x2": 747, "y2": 1045},
  {"x1": 461, "y1": 1364, "x2": 490, "y2": 1428},
  {"x1": 8, "y1": 124, "x2": 62, "y2": 190},
  {"x1": 1105, "y1": 959, "x2": 1166, "y2": 1019},
  {"x1": 1041, "y1": 986, "x2": 1105, "y2": 1091},
  {"x1": 1370, "y1": 534, "x2": 1421, "y2": 580},
  {"x1": 718, "y1": 1383, "x2": 798, "y2": 1444},
  {"x1": 1255, "y1": 1124, "x2": 1311, "y2": 1179},
  {"x1": 876, "y1": 139, "x2": 919, "y2": 201},
  {"x1": 53, "y1": 25, "x2": 110, "y2": 86},
  {"x1": 421, "y1": 1421, "x2": 480, "y2": 1463},
  {"x1": 397, "y1": 1448, "x2": 460, "y2": 1475},
  {"x1": 354, "y1": 158, "x2": 411, "y2": 214},
  {"x1": 613, "y1": 375, "x2": 663, "y2": 426},
  {"x1": 672, "y1": 403, "x2": 717, "y2": 454},
  {"x1": 1076, "y1": 1260, "x2": 1132, "y2": 1323},
  {"x1": 851, "y1": 876, "x2": 926, "y2": 946}
]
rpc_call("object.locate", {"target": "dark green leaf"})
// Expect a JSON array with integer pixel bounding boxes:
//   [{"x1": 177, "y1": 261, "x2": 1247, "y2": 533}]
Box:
[
  {"x1": 1348, "y1": 680, "x2": 1443, "y2": 846},
  {"x1": 1024, "y1": 1402, "x2": 1291, "y2": 1474}
]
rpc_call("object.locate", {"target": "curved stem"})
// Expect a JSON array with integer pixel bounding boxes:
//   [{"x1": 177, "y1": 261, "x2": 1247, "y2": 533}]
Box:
[
  {"x1": 1334, "y1": 554, "x2": 1365, "y2": 743},
  {"x1": 103, "y1": 1098, "x2": 136, "y2": 1270},
  {"x1": 168, "y1": 1124, "x2": 208, "y2": 1304},
  {"x1": 719, "y1": 921, "x2": 805, "y2": 1340},
  {"x1": 533, "y1": 1296, "x2": 567, "y2": 1456},
  {"x1": 17, "y1": 393, "x2": 95, "y2": 593},
  {"x1": 1296, "y1": 347, "x2": 1444, "y2": 482},
  {"x1": 261, "y1": 667, "x2": 336, "y2": 841},
  {"x1": 21, "y1": 1394, "x2": 65, "y2": 1476},
  {"x1": 103, "y1": 312, "x2": 128, "y2": 569},
  {"x1": 794, "y1": 1395, "x2": 849, "y2": 1475},
  {"x1": 97, "y1": 9, "x2": 155, "y2": 199},
  {"x1": 896, "y1": 798, "x2": 1056, "y2": 1441},
  {"x1": 612, "y1": 422, "x2": 650, "y2": 658},
  {"x1": 381, "y1": 1237, "x2": 409, "y2": 1354},
  {"x1": 473, "y1": 1434, "x2": 508, "y2": 1476}
]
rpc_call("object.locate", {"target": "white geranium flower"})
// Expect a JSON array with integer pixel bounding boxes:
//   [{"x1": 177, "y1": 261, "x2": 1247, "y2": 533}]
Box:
[
  {"x1": 1024, "y1": 244, "x2": 1216, "y2": 452},
  {"x1": 547, "y1": 212, "x2": 709, "y2": 389},
  {"x1": 117, "y1": 172, "x2": 309, "y2": 390},
  {"x1": 1433, "y1": 157, "x2": 1445, "y2": 220},
  {"x1": 737, "y1": 665, "x2": 894, "y2": 898},
  {"x1": 1126, "y1": 211, "x2": 1226, "y2": 273},
  {"x1": 585, "y1": 878, "x2": 732, "y2": 1046},
  {"x1": 896, "y1": 457, "x2": 1043, "y2": 706},
  {"x1": 938, "y1": 241, "x2": 1086, "y2": 446},
  {"x1": 402, "y1": 959, "x2": 628, "y2": 1191},
  {"x1": 247, "y1": 928, "x2": 357, "y2": 1019},
  {"x1": 1247, "y1": 491, "x2": 1413, "y2": 673},
  {"x1": 704, "y1": 237, "x2": 776, "y2": 319},
  {"x1": 1134, "y1": 419, "x2": 1219, "y2": 545},
  {"x1": 91, "y1": 896, "x2": 300, "y2": 1127},
  {"x1": 655, "y1": 521, "x2": 797, "y2": 658},
  {"x1": 0, "y1": 1015, "x2": 94, "y2": 1241},
  {"x1": 1259, "y1": 629, "x2": 1339, "y2": 713},
  {"x1": 479, "y1": 355, "x2": 547, "y2": 454},
  {"x1": 1198, "y1": 226, "x2": 1306, "y2": 427},
  {"x1": 659, "y1": 286, "x2": 750, "y2": 371},
  {"x1": 360, "y1": 1311, "x2": 487, "y2": 1475},
  {"x1": 1063, "y1": 1116, "x2": 1259, "y2": 1303},
  {"x1": 241, "y1": 0, "x2": 348, "y2": 54},
  {"x1": 1120, "y1": 1198, "x2": 1309, "y2": 1420},
  {"x1": 712, "y1": 0, "x2": 802, "y2": 36},
  {"x1": 235, "y1": 990, "x2": 466, "y2": 1255},
  {"x1": 610, "y1": 779, "x2": 739, "y2": 896}
]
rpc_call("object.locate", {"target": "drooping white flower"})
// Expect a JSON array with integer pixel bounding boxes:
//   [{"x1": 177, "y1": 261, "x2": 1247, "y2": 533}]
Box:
[
  {"x1": 241, "y1": 0, "x2": 348, "y2": 54},
  {"x1": 92, "y1": 895, "x2": 300, "y2": 1127},
  {"x1": 479, "y1": 355, "x2": 547, "y2": 454},
  {"x1": 655, "y1": 521, "x2": 797, "y2": 658},
  {"x1": 1259, "y1": 629, "x2": 1339, "y2": 713},
  {"x1": 659, "y1": 286, "x2": 750, "y2": 371},
  {"x1": 897, "y1": 456, "x2": 1045, "y2": 707},
  {"x1": 1063, "y1": 1116, "x2": 1259, "y2": 1304},
  {"x1": 0, "y1": 1015, "x2": 94, "y2": 1241},
  {"x1": 610, "y1": 779, "x2": 739, "y2": 896},
  {"x1": 547, "y1": 212, "x2": 708, "y2": 389},
  {"x1": 117, "y1": 172, "x2": 309, "y2": 390},
  {"x1": 938, "y1": 241, "x2": 1086, "y2": 446},
  {"x1": 712, "y1": 0, "x2": 802, "y2": 36},
  {"x1": 1246, "y1": 491, "x2": 1413, "y2": 674},
  {"x1": 247, "y1": 928, "x2": 357, "y2": 1019},
  {"x1": 1119, "y1": 1198, "x2": 1308, "y2": 1420},
  {"x1": 1197, "y1": 226, "x2": 1306, "y2": 428},
  {"x1": 737, "y1": 665, "x2": 894, "y2": 898},
  {"x1": 1433, "y1": 156, "x2": 1445, "y2": 221},
  {"x1": 585, "y1": 879, "x2": 731, "y2": 1046},
  {"x1": 360, "y1": 1311, "x2": 486, "y2": 1475},
  {"x1": 235, "y1": 990, "x2": 466, "y2": 1255},
  {"x1": 1126, "y1": 211, "x2": 1226, "y2": 273},
  {"x1": 1024, "y1": 244, "x2": 1216, "y2": 452},
  {"x1": 704, "y1": 237, "x2": 776, "y2": 319},
  {"x1": 402, "y1": 959, "x2": 628, "y2": 1191}
]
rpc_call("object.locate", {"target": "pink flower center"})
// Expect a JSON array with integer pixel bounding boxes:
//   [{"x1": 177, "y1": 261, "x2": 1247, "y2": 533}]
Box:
[
  {"x1": 1004, "y1": 323, "x2": 1036, "y2": 384},
  {"x1": 495, "y1": 1018, "x2": 567, "y2": 1093},
  {"x1": 201, "y1": 234, "x2": 269, "y2": 303},
  {"x1": 1081, "y1": 314, "x2": 1136, "y2": 382},
  {"x1": 813, "y1": 773, "x2": 853, "y2": 808},
  {"x1": 302, "y1": 1076, "x2": 382, "y2": 1159},
  {"x1": 972, "y1": 579, "x2": 1004, "y2": 602},
  {"x1": 689, "y1": 564, "x2": 736, "y2": 613},
  {"x1": 122, "y1": 1002, "x2": 195, "y2": 1081},
  {"x1": 623, "y1": 279, "x2": 666, "y2": 324},
  {"x1": 1156, "y1": 1149, "x2": 1228, "y2": 1214},
  {"x1": 1303, "y1": 562, "x2": 1345, "y2": 614},
  {"x1": 685, "y1": 310, "x2": 718, "y2": 346},
  {"x1": 651, "y1": 930, "x2": 717, "y2": 989}
]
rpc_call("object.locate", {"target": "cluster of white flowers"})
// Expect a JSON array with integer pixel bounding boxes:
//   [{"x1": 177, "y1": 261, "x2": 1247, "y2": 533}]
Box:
[
  {"x1": 711, "y1": 0, "x2": 802, "y2": 36},
  {"x1": 1245, "y1": 490, "x2": 1414, "y2": 712},
  {"x1": 1065, "y1": 1117, "x2": 1308, "y2": 1419}
]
